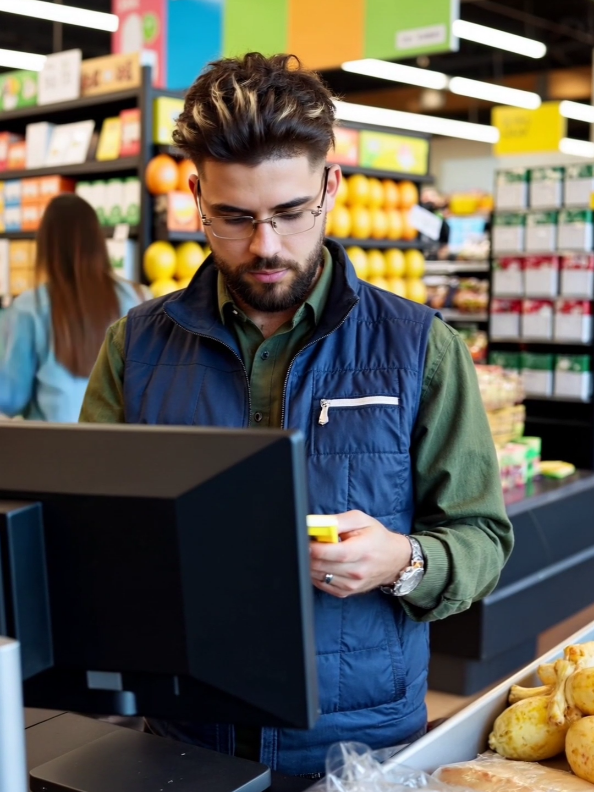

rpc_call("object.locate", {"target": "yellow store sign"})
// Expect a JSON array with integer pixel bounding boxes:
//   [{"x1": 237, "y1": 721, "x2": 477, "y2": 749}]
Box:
[{"x1": 492, "y1": 102, "x2": 567, "y2": 156}]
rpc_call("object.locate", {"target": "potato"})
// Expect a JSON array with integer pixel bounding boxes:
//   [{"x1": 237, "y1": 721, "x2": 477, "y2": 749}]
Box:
[
  {"x1": 567, "y1": 668, "x2": 594, "y2": 716},
  {"x1": 566, "y1": 716, "x2": 594, "y2": 783},
  {"x1": 489, "y1": 695, "x2": 570, "y2": 761}
]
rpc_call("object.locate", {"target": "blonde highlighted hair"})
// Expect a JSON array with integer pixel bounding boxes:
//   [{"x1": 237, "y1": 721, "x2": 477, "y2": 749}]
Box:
[{"x1": 173, "y1": 53, "x2": 336, "y2": 168}]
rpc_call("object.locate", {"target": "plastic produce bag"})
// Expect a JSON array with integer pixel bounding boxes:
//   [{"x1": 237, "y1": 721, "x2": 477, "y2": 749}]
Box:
[{"x1": 307, "y1": 742, "x2": 470, "y2": 791}]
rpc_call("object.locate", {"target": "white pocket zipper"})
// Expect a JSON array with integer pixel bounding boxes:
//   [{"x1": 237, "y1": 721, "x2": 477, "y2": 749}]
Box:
[{"x1": 318, "y1": 396, "x2": 400, "y2": 425}]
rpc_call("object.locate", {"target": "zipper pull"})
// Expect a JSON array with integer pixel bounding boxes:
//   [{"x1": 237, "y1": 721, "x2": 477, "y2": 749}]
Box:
[{"x1": 319, "y1": 400, "x2": 330, "y2": 425}]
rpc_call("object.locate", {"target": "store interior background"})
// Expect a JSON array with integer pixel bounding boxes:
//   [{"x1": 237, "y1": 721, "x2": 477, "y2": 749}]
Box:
[{"x1": 2, "y1": 0, "x2": 594, "y2": 727}]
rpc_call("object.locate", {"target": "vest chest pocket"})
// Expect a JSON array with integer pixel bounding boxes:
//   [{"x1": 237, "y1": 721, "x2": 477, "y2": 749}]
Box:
[{"x1": 311, "y1": 395, "x2": 403, "y2": 455}]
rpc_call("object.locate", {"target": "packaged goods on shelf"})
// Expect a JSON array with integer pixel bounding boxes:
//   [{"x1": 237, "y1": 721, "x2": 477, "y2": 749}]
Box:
[
  {"x1": 38, "y1": 176, "x2": 75, "y2": 200},
  {"x1": 0, "y1": 133, "x2": 22, "y2": 171},
  {"x1": 9, "y1": 240, "x2": 36, "y2": 296},
  {"x1": 4, "y1": 205, "x2": 21, "y2": 232},
  {"x1": 45, "y1": 120, "x2": 95, "y2": 167},
  {"x1": 521, "y1": 352, "x2": 554, "y2": 397},
  {"x1": 555, "y1": 355, "x2": 592, "y2": 401},
  {"x1": 529, "y1": 167, "x2": 564, "y2": 209},
  {"x1": 122, "y1": 178, "x2": 140, "y2": 225},
  {"x1": 488, "y1": 351, "x2": 522, "y2": 375},
  {"x1": 554, "y1": 299, "x2": 593, "y2": 343},
  {"x1": 7, "y1": 140, "x2": 26, "y2": 170},
  {"x1": 497, "y1": 441, "x2": 529, "y2": 491},
  {"x1": 521, "y1": 299, "x2": 554, "y2": 340},
  {"x1": 425, "y1": 276, "x2": 488, "y2": 313},
  {"x1": 516, "y1": 436, "x2": 542, "y2": 479},
  {"x1": 524, "y1": 255, "x2": 559, "y2": 297},
  {"x1": 105, "y1": 179, "x2": 125, "y2": 225},
  {"x1": 493, "y1": 256, "x2": 524, "y2": 296},
  {"x1": 5, "y1": 179, "x2": 21, "y2": 206},
  {"x1": 120, "y1": 109, "x2": 141, "y2": 157},
  {"x1": 561, "y1": 254, "x2": 594, "y2": 297},
  {"x1": 491, "y1": 298, "x2": 521, "y2": 338},
  {"x1": 493, "y1": 213, "x2": 526, "y2": 254},
  {"x1": 564, "y1": 164, "x2": 594, "y2": 207},
  {"x1": 96, "y1": 117, "x2": 122, "y2": 161},
  {"x1": 166, "y1": 191, "x2": 201, "y2": 233},
  {"x1": 526, "y1": 211, "x2": 558, "y2": 252},
  {"x1": 558, "y1": 209, "x2": 594, "y2": 251},
  {"x1": 457, "y1": 327, "x2": 488, "y2": 363},
  {"x1": 475, "y1": 364, "x2": 524, "y2": 411},
  {"x1": 0, "y1": 70, "x2": 38, "y2": 112},
  {"x1": 106, "y1": 238, "x2": 136, "y2": 281},
  {"x1": 80, "y1": 52, "x2": 141, "y2": 97},
  {"x1": 0, "y1": 238, "x2": 8, "y2": 297},
  {"x1": 495, "y1": 168, "x2": 529, "y2": 210},
  {"x1": 153, "y1": 97, "x2": 184, "y2": 144}
]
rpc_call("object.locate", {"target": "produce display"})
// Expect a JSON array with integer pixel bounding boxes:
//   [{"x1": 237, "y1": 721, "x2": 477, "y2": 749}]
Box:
[
  {"x1": 426, "y1": 276, "x2": 489, "y2": 314},
  {"x1": 327, "y1": 174, "x2": 419, "y2": 242},
  {"x1": 488, "y1": 640, "x2": 594, "y2": 782},
  {"x1": 347, "y1": 245, "x2": 427, "y2": 302},
  {"x1": 143, "y1": 239, "x2": 208, "y2": 297}
]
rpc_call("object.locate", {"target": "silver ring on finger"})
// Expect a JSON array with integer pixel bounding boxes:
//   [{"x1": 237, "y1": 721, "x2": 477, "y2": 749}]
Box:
[{"x1": 324, "y1": 573, "x2": 334, "y2": 585}]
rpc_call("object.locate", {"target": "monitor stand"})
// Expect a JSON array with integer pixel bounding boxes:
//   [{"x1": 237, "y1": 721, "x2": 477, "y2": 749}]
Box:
[{"x1": 29, "y1": 727, "x2": 271, "y2": 792}]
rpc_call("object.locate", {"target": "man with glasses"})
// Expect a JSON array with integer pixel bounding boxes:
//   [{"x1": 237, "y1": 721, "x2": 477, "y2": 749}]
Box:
[{"x1": 81, "y1": 53, "x2": 512, "y2": 777}]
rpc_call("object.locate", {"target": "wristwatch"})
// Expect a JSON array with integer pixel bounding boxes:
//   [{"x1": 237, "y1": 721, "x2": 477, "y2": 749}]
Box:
[{"x1": 380, "y1": 536, "x2": 425, "y2": 597}]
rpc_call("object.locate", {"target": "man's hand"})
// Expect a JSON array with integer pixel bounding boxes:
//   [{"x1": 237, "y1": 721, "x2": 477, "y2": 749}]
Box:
[{"x1": 309, "y1": 510, "x2": 413, "y2": 598}]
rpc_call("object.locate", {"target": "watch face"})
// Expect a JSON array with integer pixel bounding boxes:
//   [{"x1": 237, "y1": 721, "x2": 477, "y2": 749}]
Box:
[{"x1": 395, "y1": 567, "x2": 425, "y2": 596}]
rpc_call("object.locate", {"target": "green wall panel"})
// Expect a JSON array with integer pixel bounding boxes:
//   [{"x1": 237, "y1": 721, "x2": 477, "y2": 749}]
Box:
[
  {"x1": 365, "y1": 0, "x2": 459, "y2": 60},
  {"x1": 224, "y1": 0, "x2": 288, "y2": 58}
]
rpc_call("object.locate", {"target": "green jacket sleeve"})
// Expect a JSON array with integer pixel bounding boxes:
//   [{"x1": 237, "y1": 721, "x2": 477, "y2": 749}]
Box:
[
  {"x1": 79, "y1": 317, "x2": 127, "y2": 423},
  {"x1": 400, "y1": 318, "x2": 514, "y2": 622}
]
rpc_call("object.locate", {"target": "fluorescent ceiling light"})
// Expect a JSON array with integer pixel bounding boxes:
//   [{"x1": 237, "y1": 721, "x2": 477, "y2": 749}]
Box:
[
  {"x1": 449, "y1": 76, "x2": 541, "y2": 110},
  {"x1": 334, "y1": 100, "x2": 499, "y2": 144},
  {"x1": 559, "y1": 138, "x2": 594, "y2": 158},
  {"x1": 453, "y1": 19, "x2": 546, "y2": 59},
  {"x1": 0, "y1": 0, "x2": 119, "y2": 32},
  {"x1": 0, "y1": 48, "x2": 46, "y2": 72},
  {"x1": 560, "y1": 100, "x2": 594, "y2": 124},
  {"x1": 342, "y1": 59, "x2": 449, "y2": 91}
]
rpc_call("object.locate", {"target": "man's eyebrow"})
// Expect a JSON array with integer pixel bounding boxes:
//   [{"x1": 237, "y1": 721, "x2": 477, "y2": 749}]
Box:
[{"x1": 209, "y1": 195, "x2": 314, "y2": 215}]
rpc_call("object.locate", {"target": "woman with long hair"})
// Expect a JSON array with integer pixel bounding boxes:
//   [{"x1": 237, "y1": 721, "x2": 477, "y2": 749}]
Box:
[{"x1": 0, "y1": 193, "x2": 146, "y2": 422}]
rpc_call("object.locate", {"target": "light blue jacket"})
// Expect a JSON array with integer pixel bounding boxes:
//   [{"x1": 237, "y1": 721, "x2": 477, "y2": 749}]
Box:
[{"x1": 0, "y1": 277, "x2": 142, "y2": 423}]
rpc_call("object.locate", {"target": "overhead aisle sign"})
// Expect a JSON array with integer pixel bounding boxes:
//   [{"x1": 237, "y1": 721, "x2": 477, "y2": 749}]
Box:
[{"x1": 492, "y1": 103, "x2": 567, "y2": 156}]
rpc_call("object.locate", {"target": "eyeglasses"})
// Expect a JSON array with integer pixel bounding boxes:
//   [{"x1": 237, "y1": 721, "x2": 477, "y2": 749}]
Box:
[{"x1": 197, "y1": 167, "x2": 330, "y2": 240}]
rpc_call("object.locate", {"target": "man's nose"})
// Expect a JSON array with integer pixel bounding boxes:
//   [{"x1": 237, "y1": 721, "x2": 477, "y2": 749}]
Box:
[{"x1": 248, "y1": 221, "x2": 283, "y2": 260}]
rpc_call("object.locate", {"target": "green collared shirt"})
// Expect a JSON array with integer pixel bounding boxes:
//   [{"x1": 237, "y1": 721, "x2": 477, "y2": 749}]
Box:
[
  {"x1": 218, "y1": 248, "x2": 334, "y2": 428},
  {"x1": 80, "y1": 253, "x2": 512, "y2": 621}
]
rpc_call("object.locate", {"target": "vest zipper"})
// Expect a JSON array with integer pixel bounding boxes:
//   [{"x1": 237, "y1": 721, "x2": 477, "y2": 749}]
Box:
[
  {"x1": 163, "y1": 309, "x2": 253, "y2": 424},
  {"x1": 280, "y1": 301, "x2": 359, "y2": 429},
  {"x1": 318, "y1": 396, "x2": 400, "y2": 426}
]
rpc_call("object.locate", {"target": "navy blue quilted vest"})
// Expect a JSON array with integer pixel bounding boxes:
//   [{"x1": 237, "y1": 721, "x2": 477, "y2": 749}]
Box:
[{"x1": 123, "y1": 240, "x2": 438, "y2": 774}]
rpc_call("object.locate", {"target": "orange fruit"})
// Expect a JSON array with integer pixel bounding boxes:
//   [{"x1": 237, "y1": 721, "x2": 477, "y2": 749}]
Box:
[
  {"x1": 143, "y1": 241, "x2": 176, "y2": 281},
  {"x1": 368, "y1": 178, "x2": 384, "y2": 209},
  {"x1": 350, "y1": 206, "x2": 371, "y2": 239},
  {"x1": 405, "y1": 278, "x2": 427, "y2": 304},
  {"x1": 369, "y1": 208, "x2": 388, "y2": 240},
  {"x1": 384, "y1": 249, "x2": 405, "y2": 278},
  {"x1": 383, "y1": 180, "x2": 400, "y2": 209},
  {"x1": 400, "y1": 209, "x2": 419, "y2": 241},
  {"x1": 399, "y1": 180, "x2": 419, "y2": 209},
  {"x1": 329, "y1": 205, "x2": 352, "y2": 238},
  {"x1": 386, "y1": 209, "x2": 403, "y2": 241},
  {"x1": 177, "y1": 159, "x2": 197, "y2": 193},
  {"x1": 347, "y1": 174, "x2": 370, "y2": 206},
  {"x1": 366, "y1": 249, "x2": 386, "y2": 279},
  {"x1": 145, "y1": 154, "x2": 179, "y2": 195},
  {"x1": 346, "y1": 246, "x2": 368, "y2": 279},
  {"x1": 387, "y1": 277, "x2": 406, "y2": 297},
  {"x1": 404, "y1": 249, "x2": 425, "y2": 278}
]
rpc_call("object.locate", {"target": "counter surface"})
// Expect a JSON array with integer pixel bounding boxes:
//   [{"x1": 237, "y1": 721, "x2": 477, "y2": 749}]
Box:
[{"x1": 503, "y1": 471, "x2": 594, "y2": 517}]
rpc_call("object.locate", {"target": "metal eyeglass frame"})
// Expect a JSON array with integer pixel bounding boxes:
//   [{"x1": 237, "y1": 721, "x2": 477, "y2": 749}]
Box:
[{"x1": 196, "y1": 166, "x2": 331, "y2": 240}]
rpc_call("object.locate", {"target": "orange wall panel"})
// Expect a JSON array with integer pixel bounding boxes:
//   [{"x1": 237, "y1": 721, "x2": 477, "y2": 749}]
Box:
[{"x1": 288, "y1": 0, "x2": 365, "y2": 71}]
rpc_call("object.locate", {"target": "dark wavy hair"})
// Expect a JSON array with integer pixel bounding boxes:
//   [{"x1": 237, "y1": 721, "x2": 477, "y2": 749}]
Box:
[{"x1": 173, "y1": 52, "x2": 336, "y2": 169}]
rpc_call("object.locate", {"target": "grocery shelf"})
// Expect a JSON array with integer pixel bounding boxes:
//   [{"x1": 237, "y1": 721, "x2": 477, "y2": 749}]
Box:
[
  {"x1": 1, "y1": 158, "x2": 140, "y2": 180},
  {"x1": 524, "y1": 395, "x2": 592, "y2": 404},
  {"x1": 525, "y1": 416, "x2": 593, "y2": 427},
  {"x1": 0, "y1": 88, "x2": 141, "y2": 123},
  {"x1": 160, "y1": 230, "x2": 207, "y2": 243},
  {"x1": 0, "y1": 226, "x2": 139, "y2": 240},
  {"x1": 441, "y1": 309, "x2": 488, "y2": 323},
  {"x1": 425, "y1": 261, "x2": 489, "y2": 274},
  {"x1": 489, "y1": 338, "x2": 592, "y2": 346},
  {"x1": 329, "y1": 236, "x2": 432, "y2": 250},
  {"x1": 338, "y1": 165, "x2": 433, "y2": 183}
]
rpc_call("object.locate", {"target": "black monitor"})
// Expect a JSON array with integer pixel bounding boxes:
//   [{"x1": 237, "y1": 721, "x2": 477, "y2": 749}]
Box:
[{"x1": 0, "y1": 422, "x2": 319, "y2": 792}]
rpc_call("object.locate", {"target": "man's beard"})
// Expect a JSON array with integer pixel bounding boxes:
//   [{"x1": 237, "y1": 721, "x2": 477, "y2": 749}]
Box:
[{"x1": 212, "y1": 232, "x2": 325, "y2": 313}]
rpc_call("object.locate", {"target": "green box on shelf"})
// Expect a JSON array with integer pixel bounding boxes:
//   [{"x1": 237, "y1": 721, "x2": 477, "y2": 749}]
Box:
[
  {"x1": 515, "y1": 436, "x2": 542, "y2": 479},
  {"x1": 521, "y1": 352, "x2": 554, "y2": 370},
  {"x1": 0, "y1": 70, "x2": 38, "y2": 112},
  {"x1": 488, "y1": 351, "x2": 522, "y2": 373}
]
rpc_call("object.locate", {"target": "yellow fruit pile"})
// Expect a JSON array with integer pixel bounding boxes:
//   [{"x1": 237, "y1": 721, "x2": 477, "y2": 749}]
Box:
[
  {"x1": 347, "y1": 246, "x2": 427, "y2": 304},
  {"x1": 143, "y1": 240, "x2": 209, "y2": 297},
  {"x1": 327, "y1": 174, "x2": 419, "y2": 241}
]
